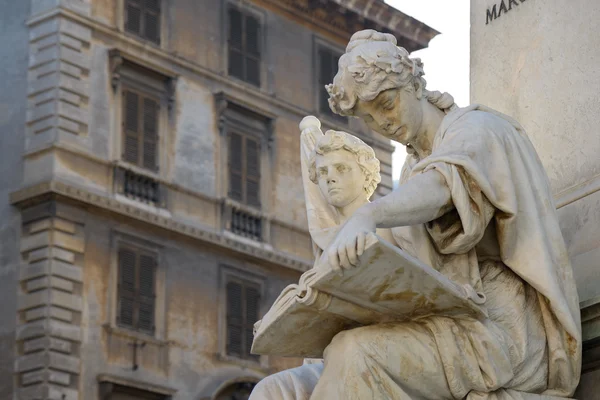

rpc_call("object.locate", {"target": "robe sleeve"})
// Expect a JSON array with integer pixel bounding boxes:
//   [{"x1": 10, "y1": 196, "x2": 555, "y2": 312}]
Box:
[
  {"x1": 409, "y1": 112, "x2": 505, "y2": 255},
  {"x1": 422, "y1": 164, "x2": 496, "y2": 255}
]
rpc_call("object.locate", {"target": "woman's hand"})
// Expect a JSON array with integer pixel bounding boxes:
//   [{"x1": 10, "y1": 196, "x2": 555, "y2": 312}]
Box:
[{"x1": 325, "y1": 209, "x2": 377, "y2": 274}]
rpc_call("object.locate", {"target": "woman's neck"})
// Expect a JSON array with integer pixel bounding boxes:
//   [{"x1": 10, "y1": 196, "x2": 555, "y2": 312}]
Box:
[{"x1": 410, "y1": 100, "x2": 446, "y2": 159}]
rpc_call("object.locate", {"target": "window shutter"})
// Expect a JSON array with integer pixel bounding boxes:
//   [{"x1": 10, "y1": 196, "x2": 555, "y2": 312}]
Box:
[
  {"x1": 228, "y1": 8, "x2": 244, "y2": 81},
  {"x1": 229, "y1": 8, "x2": 243, "y2": 50},
  {"x1": 226, "y1": 281, "x2": 243, "y2": 357},
  {"x1": 245, "y1": 15, "x2": 261, "y2": 86},
  {"x1": 245, "y1": 58, "x2": 260, "y2": 87},
  {"x1": 125, "y1": 0, "x2": 142, "y2": 35},
  {"x1": 245, "y1": 15, "x2": 260, "y2": 57},
  {"x1": 143, "y1": 0, "x2": 161, "y2": 44},
  {"x1": 318, "y1": 49, "x2": 343, "y2": 119},
  {"x1": 123, "y1": 91, "x2": 140, "y2": 165},
  {"x1": 142, "y1": 97, "x2": 159, "y2": 171},
  {"x1": 229, "y1": 132, "x2": 243, "y2": 201},
  {"x1": 118, "y1": 248, "x2": 137, "y2": 328},
  {"x1": 138, "y1": 254, "x2": 156, "y2": 334},
  {"x1": 245, "y1": 137, "x2": 260, "y2": 207},
  {"x1": 244, "y1": 286, "x2": 260, "y2": 357},
  {"x1": 318, "y1": 49, "x2": 332, "y2": 114},
  {"x1": 228, "y1": 7, "x2": 261, "y2": 86}
]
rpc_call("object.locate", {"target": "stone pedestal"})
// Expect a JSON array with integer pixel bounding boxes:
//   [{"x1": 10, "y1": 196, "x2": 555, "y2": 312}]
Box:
[{"x1": 470, "y1": 0, "x2": 600, "y2": 395}]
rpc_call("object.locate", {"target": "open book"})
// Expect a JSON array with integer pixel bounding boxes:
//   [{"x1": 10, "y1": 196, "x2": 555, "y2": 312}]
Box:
[{"x1": 251, "y1": 235, "x2": 487, "y2": 358}]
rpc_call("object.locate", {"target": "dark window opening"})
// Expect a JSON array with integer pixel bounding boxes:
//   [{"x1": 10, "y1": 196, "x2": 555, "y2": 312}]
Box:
[
  {"x1": 125, "y1": 0, "x2": 161, "y2": 44},
  {"x1": 318, "y1": 47, "x2": 345, "y2": 122},
  {"x1": 117, "y1": 246, "x2": 157, "y2": 335},
  {"x1": 228, "y1": 6, "x2": 262, "y2": 86},
  {"x1": 228, "y1": 132, "x2": 261, "y2": 208},
  {"x1": 226, "y1": 279, "x2": 260, "y2": 360},
  {"x1": 122, "y1": 88, "x2": 159, "y2": 172}
]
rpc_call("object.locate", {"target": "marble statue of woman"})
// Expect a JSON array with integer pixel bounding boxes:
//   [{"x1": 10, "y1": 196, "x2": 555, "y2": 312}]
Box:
[{"x1": 250, "y1": 29, "x2": 581, "y2": 399}]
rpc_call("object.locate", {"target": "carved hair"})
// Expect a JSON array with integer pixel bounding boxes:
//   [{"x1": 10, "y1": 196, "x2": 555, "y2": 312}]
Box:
[
  {"x1": 308, "y1": 129, "x2": 381, "y2": 200},
  {"x1": 326, "y1": 29, "x2": 458, "y2": 116}
]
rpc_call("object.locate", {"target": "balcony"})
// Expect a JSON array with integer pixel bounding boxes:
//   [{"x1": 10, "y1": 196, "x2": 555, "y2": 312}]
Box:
[
  {"x1": 114, "y1": 166, "x2": 166, "y2": 208},
  {"x1": 222, "y1": 199, "x2": 264, "y2": 242}
]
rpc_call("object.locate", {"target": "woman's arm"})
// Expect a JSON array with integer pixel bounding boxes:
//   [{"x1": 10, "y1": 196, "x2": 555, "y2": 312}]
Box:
[
  {"x1": 368, "y1": 168, "x2": 453, "y2": 228},
  {"x1": 325, "y1": 169, "x2": 453, "y2": 272}
]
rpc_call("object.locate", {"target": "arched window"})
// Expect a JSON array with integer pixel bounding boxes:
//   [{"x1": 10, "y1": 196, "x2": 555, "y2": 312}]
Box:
[{"x1": 214, "y1": 381, "x2": 256, "y2": 400}]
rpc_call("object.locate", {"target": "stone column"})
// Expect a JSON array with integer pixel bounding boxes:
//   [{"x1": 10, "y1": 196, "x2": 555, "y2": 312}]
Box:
[{"x1": 15, "y1": 202, "x2": 85, "y2": 400}]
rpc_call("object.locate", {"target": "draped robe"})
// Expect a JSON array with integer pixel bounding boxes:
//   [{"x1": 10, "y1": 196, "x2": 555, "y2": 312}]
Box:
[{"x1": 249, "y1": 105, "x2": 581, "y2": 399}]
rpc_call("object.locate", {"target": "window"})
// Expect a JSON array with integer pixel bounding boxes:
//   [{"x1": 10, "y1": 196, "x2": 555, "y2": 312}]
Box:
[
  {"x1": 216, "y1": 95, "x2": 273, "y2": 242},
  {"x1": 117, "y1": 245, "x2": 157, "y2": 335},
  {"x1": 124, "y1": 0, "x2": 161, "y2": 44},
  {"x1": 317, "y1": 46, "x2": 344, "y2": 122},
  {"x1": 225, "y1": 278, "x2": 261, "y2": 360},
  {"x1": 122, "y1": 88, "x2": 159, "y2": 172},
  {"x1": 227, "y1": 5, "x2": 262, "y2": 86},
  {"x1": 228, "y1": 131, "x2": 261, "y2": 208}
]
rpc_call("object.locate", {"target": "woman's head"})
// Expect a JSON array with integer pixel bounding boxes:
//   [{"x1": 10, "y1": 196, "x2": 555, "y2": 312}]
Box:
[
  {"x1": 308, "y1": 129, "x2": 381, "y2": 205},
  {"x1": 326, "y1": 30, "x2": 457, "y2": 143}
]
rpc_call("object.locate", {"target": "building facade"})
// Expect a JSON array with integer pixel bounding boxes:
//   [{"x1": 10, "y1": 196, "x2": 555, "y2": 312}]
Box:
[
  {"x1": 0, "y1": 1, "x2": 436, "y2": 399},
  {"x1": 470, "y1": 0, "x2": 600, "y2": 396}
]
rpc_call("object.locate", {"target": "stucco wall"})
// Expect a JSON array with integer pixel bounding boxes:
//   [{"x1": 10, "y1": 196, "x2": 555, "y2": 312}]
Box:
[{"x1": 80, "y1": 208, "x2": 302, "y2": 399}]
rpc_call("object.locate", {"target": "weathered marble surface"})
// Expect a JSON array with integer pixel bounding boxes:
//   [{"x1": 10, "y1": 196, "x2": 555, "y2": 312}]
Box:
[{"x1": 250, "y1": 29, "x2": 581, "y2": 399}]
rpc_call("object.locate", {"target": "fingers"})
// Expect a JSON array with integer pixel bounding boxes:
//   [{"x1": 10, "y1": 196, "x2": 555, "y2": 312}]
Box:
[
  {"x1": 328, "y1": 248, "x2": 341, "y2": 275},
  {"x1": 346, "y1": 237, "x2": 358, "y2": 267},
  {"x1": 327, "y1": 232, "x2": 372, "y2": 274},
  {"x1": 356, "y1": 231, "x2": 366, "y2": 257},
  {"x1": 337, "y1": 245, "x2": 351, "y2": 272}
]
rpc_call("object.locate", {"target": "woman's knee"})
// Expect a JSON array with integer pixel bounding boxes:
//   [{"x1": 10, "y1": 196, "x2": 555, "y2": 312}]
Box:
[{"x1": 325, "y1": 326, "x2": 374, "y2": 359}]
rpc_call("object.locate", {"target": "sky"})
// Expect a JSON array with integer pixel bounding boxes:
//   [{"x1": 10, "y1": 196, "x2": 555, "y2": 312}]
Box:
[{"x1": 385, "y1": 0, "x2": 470, "y2": 181}]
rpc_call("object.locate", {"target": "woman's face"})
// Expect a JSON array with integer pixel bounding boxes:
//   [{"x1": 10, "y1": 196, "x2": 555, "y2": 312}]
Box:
[{"x1": 353, "y1": 87, "x2": 423, "y2": 146}]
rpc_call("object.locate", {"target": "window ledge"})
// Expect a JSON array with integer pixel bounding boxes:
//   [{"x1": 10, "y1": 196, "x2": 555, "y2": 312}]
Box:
[
  {"x1": 103, "y1": 323, "x2": 169, "y2": 347},
  {"x1": 114, "y1": 160, "x2": 161, "y2": 181},
  {"x1": 222, "y1": 197, "x2": 264, "y2": 219},
  {"x1": 216, "y1": 352, "x2": 270, "y2": 371}
]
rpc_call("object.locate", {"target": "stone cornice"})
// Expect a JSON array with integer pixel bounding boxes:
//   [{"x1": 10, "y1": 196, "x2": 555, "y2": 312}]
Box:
[
  {"x1": 255, "y1": 0, "x2": 438, "y2": 52},
  {"x1": 10, "y1": 180, "x2": 313, "y2": 273},
  {"x1": 328, "y1": 0, "x2": 439, "y2": 50},
  {"x1": 24, "y1": 141, "x2": 313, "y2": 237}
]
